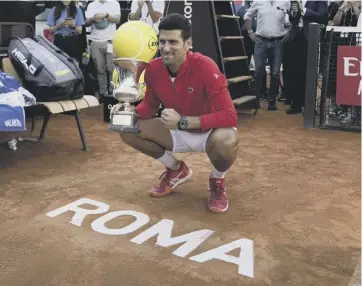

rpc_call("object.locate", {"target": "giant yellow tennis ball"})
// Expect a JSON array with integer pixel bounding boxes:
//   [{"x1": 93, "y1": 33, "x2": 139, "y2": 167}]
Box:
[
  {"x1": 112, "y1": 68, "x2": 147, "y2": 100},
  {"x1": 113, "y1": 21, "x2": 158, "y2": 62}
]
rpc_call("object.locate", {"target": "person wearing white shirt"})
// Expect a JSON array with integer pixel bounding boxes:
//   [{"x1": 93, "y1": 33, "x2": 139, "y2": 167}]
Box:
[
  {"x1": 128, "y1": 0, "x2": 165, "y2": 34},
  {"x1": 85, "y1": 0, "x2": 121, "y2": 100},
  {"x1": 244, "y1": 0, "x2": 291, "y2": 111}
]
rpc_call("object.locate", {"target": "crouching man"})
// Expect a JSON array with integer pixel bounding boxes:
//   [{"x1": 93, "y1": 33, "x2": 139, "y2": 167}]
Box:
[{"x1": 113, "y1": 14, "x2": 239, "y2": 213}]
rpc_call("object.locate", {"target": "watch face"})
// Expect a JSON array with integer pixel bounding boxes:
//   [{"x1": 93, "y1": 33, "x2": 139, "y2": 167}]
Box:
[{"x1": 180, "y1": 117, "x2": 188, "y2": 129}]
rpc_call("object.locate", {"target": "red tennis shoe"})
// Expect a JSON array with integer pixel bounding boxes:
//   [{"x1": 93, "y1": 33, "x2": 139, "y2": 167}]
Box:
[
  {"x1": 208, "y1": 178, "x2": 229, "y2": 213},
  {"x1": 150, "y1": 161, "x2": 192, "y2": 197}
]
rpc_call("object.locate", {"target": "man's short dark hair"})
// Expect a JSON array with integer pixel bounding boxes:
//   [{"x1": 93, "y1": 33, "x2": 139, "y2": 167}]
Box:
[{"x1": 158, "y1": 13, "x2": 192, "y2": 41}]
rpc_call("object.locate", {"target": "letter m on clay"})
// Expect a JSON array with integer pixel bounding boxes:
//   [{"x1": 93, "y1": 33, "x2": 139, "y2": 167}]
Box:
[{"x1": 130, "y1": 219, "x2": 214, "y2": 257}]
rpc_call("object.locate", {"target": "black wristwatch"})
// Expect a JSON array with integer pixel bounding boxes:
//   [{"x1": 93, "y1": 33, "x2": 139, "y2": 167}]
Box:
[
  {"x1": 105, "y1": 13, "x2": 109, "y2": 18},
  {"x1": 178, "y1": 116, "x2": 188, "y2": 130}
]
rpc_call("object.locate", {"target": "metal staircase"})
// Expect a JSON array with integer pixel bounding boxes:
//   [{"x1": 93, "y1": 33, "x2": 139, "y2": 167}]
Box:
[{"x1": 212, "y1": 1, "x2": 258, "y2": 113}]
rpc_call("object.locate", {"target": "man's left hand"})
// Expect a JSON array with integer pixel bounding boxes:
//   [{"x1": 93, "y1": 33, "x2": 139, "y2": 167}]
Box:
[
  {"x1": 94, "y1": 13, "x2": 107, "y2": 22},
  {"x1": 161, "y1": 109, "x2": 181, "y2": 130},
  {"x1": 65, "y1": 19, "x2": 75, "y2": 27},
  {"x1": 292, "y1": 1, "x2": 303, "y2": 13},
  {"x1": 351, "y1": 1, "x2": 360, "y2": 8}
]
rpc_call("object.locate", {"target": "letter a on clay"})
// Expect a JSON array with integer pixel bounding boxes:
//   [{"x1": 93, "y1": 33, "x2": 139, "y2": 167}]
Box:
[{"x1": 189, "y1": 238, "x2": 254, "y2": 278}]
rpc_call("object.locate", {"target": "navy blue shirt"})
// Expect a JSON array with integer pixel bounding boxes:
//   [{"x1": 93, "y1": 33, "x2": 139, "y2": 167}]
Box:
[{"x1": 238, "y1": 5, "x2": 257, "y2": 33}]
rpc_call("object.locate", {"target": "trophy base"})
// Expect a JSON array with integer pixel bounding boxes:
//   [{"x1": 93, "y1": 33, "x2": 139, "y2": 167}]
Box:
[
  {"x1": 108, "y1": 124, "x2": 140, "y2": 133},
  {"x1": 109, "y1": 110, "x2": 139, "y2": 133}
]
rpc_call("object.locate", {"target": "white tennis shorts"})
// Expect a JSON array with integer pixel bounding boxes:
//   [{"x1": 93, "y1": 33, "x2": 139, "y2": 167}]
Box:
[{"x1": 170, "y1": 129, "x2": 213, "y2": 153}]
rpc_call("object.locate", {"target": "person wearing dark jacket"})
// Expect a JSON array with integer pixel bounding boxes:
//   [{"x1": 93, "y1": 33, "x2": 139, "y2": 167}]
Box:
[{"x1": 285, "y1": 0, "x2": 328, "y2": 114}]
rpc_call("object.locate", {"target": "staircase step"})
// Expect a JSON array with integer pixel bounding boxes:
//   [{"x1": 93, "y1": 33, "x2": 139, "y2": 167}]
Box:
[
  {"x1": 216, "y1": 14, "x2": 240, "y2": 19},
  {"x1": 227, "y1": 76, "x2": 252, "y2": 84},
  {"x1": 220, "y1": 36, "x2": 243, "y2": 40},
  {"x1": 223, "y1": 56, "x2": 248, "y2": 62},
  {"x1": 232, "y1": 95, "x2": 257, "y2": 105}
]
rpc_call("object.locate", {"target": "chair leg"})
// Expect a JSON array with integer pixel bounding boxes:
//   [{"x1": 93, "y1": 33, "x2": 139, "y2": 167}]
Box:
[
  {"x1": 38, "y1": 113, "x2": 50, "y2": 141},
  {"x1": 74, "y1": 111, "x2": 88, "y2": 151},
  {"x1": 31, "y1": 116, "x2": 36, "y2": 134}
]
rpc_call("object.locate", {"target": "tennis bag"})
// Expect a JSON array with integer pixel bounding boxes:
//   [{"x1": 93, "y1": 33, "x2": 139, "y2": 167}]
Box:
[{"x1": 8, "y1": 35, "x2": 84, "y2": 102}]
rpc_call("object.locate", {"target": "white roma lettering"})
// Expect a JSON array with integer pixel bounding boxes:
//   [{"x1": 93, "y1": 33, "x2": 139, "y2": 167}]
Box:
[
  {"x1": 46, "y1": 199, "x2": 255, "y2": 278},
  {"x1": 91, "y1": 210, "x2": 150, "y2": 235},
  {"x1": 130, "y1": 219, "x2": 214, "y2": 257},
  {"x1": 189, "y1": 238, "x2": 254, "y2": 278},
  {"x1": 46, "y1": 198, "x2": 110, "y2": 226}
]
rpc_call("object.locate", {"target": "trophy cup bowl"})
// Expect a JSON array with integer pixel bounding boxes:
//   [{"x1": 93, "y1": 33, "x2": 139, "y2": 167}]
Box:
[{"x1": 109, "y1": 58, "x2": 149, "y2": 133}]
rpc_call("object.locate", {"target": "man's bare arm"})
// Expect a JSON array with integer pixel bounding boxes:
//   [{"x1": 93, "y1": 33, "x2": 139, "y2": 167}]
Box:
[
  {"x1": 185, "y1": 117, "x2": 201, "y2": 130},
  {"x1": 146, "y1": 1, "x2": 162, "y2": 23},
  {"x1": 129, "y1": 5, "x2": 143, "y2": 20}
]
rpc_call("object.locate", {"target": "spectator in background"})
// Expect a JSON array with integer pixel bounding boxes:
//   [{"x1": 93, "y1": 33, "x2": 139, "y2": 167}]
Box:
[
  {"x1": 86, "y1": 0, "x2": 121, "y2": 102},
  {"x1": 329, "y1": 0, "x2": 360, "y2": 27},
  {"x1": 128, "y1": 0, "x2": 165, "y2": 34},
  {"x1": 47, "y1": 1, "x2": 85, "y2": 65},
  {"x1": 283, "y1": 0, "x2": 308, "y2": 106},
  {"x1": 238, "y1": 1, "x2": 268, "y2": 101},
  {"x1": 244, "y1": 0, "x2": 290, "y2": 111},
  {"x1": 285, "y1": 1, "x2": 328, "y2": 114}
]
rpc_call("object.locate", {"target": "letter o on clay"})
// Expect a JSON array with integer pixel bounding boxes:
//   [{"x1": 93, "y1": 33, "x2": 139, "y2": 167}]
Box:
[{"x1": 91, "y1": 210, "x2": 150, "y2": 235}]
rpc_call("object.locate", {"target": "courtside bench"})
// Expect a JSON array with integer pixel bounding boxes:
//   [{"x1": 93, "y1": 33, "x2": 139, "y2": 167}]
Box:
[{"x1": 2, "y1": 57, "x2": 99, "y2": 151}]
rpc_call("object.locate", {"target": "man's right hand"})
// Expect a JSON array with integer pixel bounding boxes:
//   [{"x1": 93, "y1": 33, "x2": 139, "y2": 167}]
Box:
[
  {"x1": 59, "y1": 20, "x2": 68, "y2": 27},
  {"x1": 138, "y1": 0, "x2": 145, "y2": 8},
  {"x1": 110, "y1": 103, "x2": 123, "y2": 115},
  {"x1": 94, "y1": 13, "x2": 106, "y2": 22},
  {"x1": 340, "y1": 1, "x2": 351, "y2": 11},
  {"x1": 291, "y1": 2, "x2": 299, "y2": 13},
  {"x1": 110, "y1": 104, "x2": 136, "y2": 118},
  {"x1": 248, "y1": 31, "x2": 258, "y2": 43}
]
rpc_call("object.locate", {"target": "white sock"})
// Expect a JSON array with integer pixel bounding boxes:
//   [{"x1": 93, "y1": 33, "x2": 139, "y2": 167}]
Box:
[
  {"x1": 210, "y1": 168, "x2": 227, "y2": 179},
  {"x1": 157, "y1": 150, "x2": 180, "y2": 170}
]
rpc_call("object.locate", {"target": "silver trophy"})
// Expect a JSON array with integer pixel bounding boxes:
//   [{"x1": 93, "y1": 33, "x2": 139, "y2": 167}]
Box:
[{"x1": 109, "y1": 58, "x2": 149, "y2": 133}]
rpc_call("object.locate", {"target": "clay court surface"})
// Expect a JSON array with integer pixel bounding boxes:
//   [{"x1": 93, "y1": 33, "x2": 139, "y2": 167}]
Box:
[{"x1": 0, "y1": 103, "x2": 360, "y2": 286}]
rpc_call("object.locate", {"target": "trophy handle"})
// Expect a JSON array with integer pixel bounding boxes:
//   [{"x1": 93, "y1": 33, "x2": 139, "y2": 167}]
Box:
[
  {"x1": 123, "y1": 102, "x2": 132, "y2": 112},
  {"x1": 134, "y1": 61, "x2": 149, "y2": 83}
]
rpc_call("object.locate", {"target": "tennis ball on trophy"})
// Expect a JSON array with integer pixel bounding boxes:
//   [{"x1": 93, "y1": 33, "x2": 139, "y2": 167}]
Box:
[
  {"x1": 112, "y1": 69, "x2": 147, "y2": 100},
  {"x1": 113, "y1": 21, "x2": 158, "y2": 62}
]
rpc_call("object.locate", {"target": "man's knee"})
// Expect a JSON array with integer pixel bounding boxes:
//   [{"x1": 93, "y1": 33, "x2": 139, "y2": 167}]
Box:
[
  {"x1": 92, "y1": 57, "x2": 106, "y2": 74},
  {"x1": 270, "y1": 71, "x2": 281, "y2": 80},
  {"x1": 207, "y1": 128, "x2": 239, "y2": 155},
  {"x1": 254, "y1": 64, "x2": 266, "y2": 78},
  {"x1": 119, "y1": 132, "x2": 139, "y2": 146}
]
